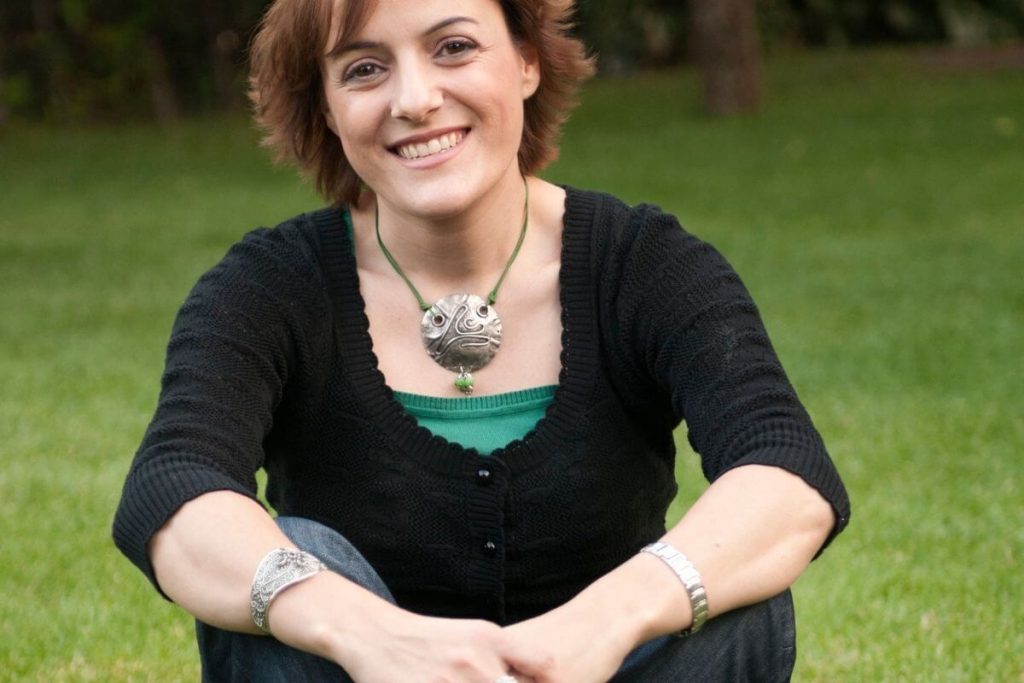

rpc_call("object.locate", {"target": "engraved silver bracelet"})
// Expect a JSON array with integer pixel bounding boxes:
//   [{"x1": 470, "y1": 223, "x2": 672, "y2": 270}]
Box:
[
  {"x1": 640, "y1": 542, "x2": 709, "y2": 636},
  {"x1": 250, "y1": 548, "x2": 326, "y2": 633}
]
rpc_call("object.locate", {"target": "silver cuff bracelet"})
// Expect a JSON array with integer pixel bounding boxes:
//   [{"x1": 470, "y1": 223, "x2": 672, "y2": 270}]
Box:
[
  {"x1": 640, "y1": 542, "x2": 709, "y2": 636},
  {"x1": 250, "y1": 548, "x2": 326, "y2": 633}
]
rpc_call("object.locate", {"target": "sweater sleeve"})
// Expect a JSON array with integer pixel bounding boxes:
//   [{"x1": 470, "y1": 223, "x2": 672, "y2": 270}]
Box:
[
  {"x1": 111, "y1": 218, "x2": 327, "y2": 593},
  {"x1": 614, "y1": 205, "x2": 850, "y2": 548}
]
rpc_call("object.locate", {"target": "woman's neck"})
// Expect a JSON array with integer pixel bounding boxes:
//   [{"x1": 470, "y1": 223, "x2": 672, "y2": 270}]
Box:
[{"x1": 363, "y1": 174, "x2": 531, "y2": 295}]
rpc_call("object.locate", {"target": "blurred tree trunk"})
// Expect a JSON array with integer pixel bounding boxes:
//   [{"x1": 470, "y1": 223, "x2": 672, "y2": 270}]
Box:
[
  {"x1": 31, "y1": 0, "x2": 70, "y2": 117},
  {"x1": 202, "y1": 4, "x2": 243, "y2": 108},
  {"x1": 689, "y1": 0, "x2": 763, "y2": 116},
  {"x1": 0, "y1": 11, "x2": 7, "y2": 127},
  {"x1": 144, "y1": 35, "x2": 181, "y2": 125}
]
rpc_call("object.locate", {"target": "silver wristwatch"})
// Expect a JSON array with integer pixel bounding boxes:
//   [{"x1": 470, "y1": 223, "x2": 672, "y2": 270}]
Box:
[{"x1": 641, "y1": 542, "x2": 710, "y2": 635}]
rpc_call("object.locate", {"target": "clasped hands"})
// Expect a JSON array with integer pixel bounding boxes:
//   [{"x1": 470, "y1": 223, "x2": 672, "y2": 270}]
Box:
[{"x1": 340, "y1": 597, "x2": 633, "y2": 683}]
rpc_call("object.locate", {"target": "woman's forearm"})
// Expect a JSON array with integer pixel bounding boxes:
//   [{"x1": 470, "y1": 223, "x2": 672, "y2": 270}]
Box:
[
  {"x1": 571, "y1": 464, "x2": 835, "y2": 648},
  {"x1": 147, "y1": 491, "x2": 516, "y2": 679},
  {"x1": 499, "y1": 464, "x2": 836, "y2": 680},
  {"x1": 147, "y1": 490, "x2": 391, "y2": 658},
  {"x1": 149, "y1": 491, "x2": 289, "y2": 632}
]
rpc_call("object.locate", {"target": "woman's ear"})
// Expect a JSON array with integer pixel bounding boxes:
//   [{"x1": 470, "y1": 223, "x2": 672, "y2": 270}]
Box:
[
  {"x1": 519, "y1": 43, "x2": 541, "y2": 100},
  {"x1": 323, "y1": 109, "x2": 339, "y2": 137},
  {"x1": 321, "y1": 85, "x2": 340, "y2": 136}
]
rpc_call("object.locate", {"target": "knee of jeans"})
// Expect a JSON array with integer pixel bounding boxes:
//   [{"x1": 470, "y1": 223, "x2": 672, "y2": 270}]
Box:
[
  {"x1": 745, "y1": 589, "x2": 795, "y2": 644},
  {"x1": 276, "y1": 516, "x2": 343, "y2": 551},
  {"x1": 775, "y1": 589, "x2": 797, "y2": 674},
  {"x1": 739, "y1": 589, "x2": 796, "y2": 680},
  {"x1": 274, "y1": 517, "x2": 395, "y2": 602},
  {"x1": 771, "y1": 590, "x2": 796, "y2": 648}
]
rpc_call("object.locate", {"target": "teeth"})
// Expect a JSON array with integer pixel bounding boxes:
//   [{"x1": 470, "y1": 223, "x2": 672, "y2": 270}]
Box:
[{"x1": 397, "y1": 132, "x2": 463, "y2": 160}]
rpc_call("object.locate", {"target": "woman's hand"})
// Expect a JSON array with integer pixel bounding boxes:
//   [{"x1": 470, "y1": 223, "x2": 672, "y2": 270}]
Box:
[
  {"x1": 292, "y1": 589, "x2": 530, "y2": 683},
  {"x1": 499, "y1": 598, "x2": 635, "y2": 683},
  {"x1": 345, "y1": 615, "x2": 523, "y2": 683}
]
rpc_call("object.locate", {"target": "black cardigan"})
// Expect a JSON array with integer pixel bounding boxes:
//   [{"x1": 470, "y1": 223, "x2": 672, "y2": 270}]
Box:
[{"x1": 113, "y1": 187, "x2": 849, "y2": 624}]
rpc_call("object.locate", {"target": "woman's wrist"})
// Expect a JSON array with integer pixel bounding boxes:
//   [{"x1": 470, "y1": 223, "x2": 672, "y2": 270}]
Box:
[
  {"x1": 264, "y1": 570, "x2": 403, "y2": 667},
  {"x1": 566, "y1": 551, "x2": 694, "y2": 652},
  {"x1": 639, "y1": 542, "x2": 708, "y2": 635}
]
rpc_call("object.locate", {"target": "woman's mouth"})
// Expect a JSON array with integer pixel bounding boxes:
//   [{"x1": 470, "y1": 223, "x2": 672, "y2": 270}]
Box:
[{"x1": 392, "y1": 130, "x2": 467, "y2": 160}]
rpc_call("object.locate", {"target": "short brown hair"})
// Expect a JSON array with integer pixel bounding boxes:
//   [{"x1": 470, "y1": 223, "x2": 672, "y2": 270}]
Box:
[{"x1": 248, "y1": 0, "x2": 595, "y2": 206}]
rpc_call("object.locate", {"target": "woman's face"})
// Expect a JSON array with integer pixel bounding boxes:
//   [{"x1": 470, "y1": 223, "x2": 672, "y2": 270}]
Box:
[{"x1": 322, "y1": 0, "x2": 540, "y2": 219}]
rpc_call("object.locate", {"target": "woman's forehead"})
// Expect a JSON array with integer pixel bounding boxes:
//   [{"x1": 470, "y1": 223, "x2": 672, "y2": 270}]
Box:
[{"x1": 328, "y1": 0, "x2": 505, "y2": 42}]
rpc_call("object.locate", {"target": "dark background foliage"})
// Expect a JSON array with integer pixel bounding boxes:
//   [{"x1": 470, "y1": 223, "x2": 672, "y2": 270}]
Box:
[{"x1": 1, "y1": 0, "x2": 1022, "y2": 122}]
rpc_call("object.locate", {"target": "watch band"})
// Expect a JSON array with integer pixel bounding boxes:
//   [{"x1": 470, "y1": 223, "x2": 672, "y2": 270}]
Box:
[{"x1": 640, "y1": 542, "x2": 710, "y2": 636}]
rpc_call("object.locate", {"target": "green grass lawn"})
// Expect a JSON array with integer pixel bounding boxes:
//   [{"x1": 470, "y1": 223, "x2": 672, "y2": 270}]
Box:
[{"x1": 1, "y1": 48, "x2": 1021, "y2": 681}]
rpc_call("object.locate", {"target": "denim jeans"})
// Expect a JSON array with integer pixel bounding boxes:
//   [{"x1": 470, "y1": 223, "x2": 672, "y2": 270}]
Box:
[{"x1": 198, "y1": 517, "x2": 796, "y2": 682}]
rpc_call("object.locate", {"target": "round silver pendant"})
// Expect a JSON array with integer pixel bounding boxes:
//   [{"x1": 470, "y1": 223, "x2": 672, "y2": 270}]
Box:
[{"x1": 420, "y1": 293, "x2": 502, "y2": 373}]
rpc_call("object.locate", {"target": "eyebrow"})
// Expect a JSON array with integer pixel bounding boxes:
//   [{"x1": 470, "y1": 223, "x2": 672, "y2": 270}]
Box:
[{"x1": 327, "y1": 16, "x2": 478, "y2": 59}]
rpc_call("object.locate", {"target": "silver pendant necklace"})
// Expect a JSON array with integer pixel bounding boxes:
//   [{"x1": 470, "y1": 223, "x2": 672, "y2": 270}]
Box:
[{"x1": 375, "y1": 180, "x2": 529, "y2": 395}]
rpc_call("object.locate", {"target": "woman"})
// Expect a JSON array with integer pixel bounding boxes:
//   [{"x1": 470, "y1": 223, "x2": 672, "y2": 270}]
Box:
[{"x1": 113, "y1": 0, "x2": 850, "y2": 680}]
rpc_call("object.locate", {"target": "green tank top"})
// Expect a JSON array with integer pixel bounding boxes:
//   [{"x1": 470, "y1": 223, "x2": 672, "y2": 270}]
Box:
[{"x1": 393, "y1": 386, "x2": 557, "y2": 455}]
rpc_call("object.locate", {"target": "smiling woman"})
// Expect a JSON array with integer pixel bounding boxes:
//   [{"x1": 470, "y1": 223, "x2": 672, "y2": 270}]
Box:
[
  {"x1": 320, "y1": 1, "x2": 540, "y2": 221},
  {"x1": 249, "y1": 0, "x2": 591, "y2": 209},
  {"x1": 112, "y1": 0, "x2": 850, "y2": 681}
]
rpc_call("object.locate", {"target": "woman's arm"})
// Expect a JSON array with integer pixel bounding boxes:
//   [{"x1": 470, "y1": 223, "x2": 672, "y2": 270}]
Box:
[
  {"x1": 501, "y1": 464, "x2": 834, "y2": 682},
  {"x1": 151, "y1": 490, "x2": 524, "y2": 682},
  {"x1": 149, "y1": 491, "x2": 303, "y2": 633},
  {"x1": 117, "y1": 224, "x2": 528, "y2": 681},
  {"x1": 500, "y1": 204, "x2": 850, "y2": 681}
]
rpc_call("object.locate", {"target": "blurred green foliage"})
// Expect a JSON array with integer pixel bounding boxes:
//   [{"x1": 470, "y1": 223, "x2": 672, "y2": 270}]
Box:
[
  {"x1": 0, "y1": 0, "x2": 264, "y2": 122},
  {"x1": 1, "y1": 0, "x2": 1023, "y2": 122}
]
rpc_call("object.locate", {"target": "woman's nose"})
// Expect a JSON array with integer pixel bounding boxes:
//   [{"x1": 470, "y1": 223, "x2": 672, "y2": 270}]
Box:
[{"x1": 390, "y1": 62, "x2": 443, "y2": 122}]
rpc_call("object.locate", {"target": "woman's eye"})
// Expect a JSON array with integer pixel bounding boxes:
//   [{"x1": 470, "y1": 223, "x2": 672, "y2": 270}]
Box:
[
  {"x1": 343, "y1": 62, "x2": 382, "y2": 82},
  {"x1": 438, "y1": 39, "x2": 476, "y2": 58}
]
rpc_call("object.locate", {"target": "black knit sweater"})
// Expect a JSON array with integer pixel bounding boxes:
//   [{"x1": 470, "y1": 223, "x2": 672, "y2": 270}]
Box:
[{"x1": 113, "y1": 187, "x2": 849, "y2": 624}]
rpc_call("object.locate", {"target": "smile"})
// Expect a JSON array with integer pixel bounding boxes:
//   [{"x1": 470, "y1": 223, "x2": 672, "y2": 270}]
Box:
[{"x1": 393, "y1": 131, "x2": 466, "y2": 160}]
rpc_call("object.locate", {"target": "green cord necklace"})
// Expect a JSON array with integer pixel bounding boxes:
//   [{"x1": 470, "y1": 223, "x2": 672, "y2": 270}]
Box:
[{"x1": 375, "y1": 180, "x2": 530, "y2": 395}]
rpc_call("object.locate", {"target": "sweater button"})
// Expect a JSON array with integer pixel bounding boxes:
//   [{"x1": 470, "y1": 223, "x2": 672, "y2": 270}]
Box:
[
  {"x1": 476, "y1": 467, "x2": 492, "y2": 485},
  {"x1": 482, "y1": 541, "x2": 498, "y2": 556}
]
